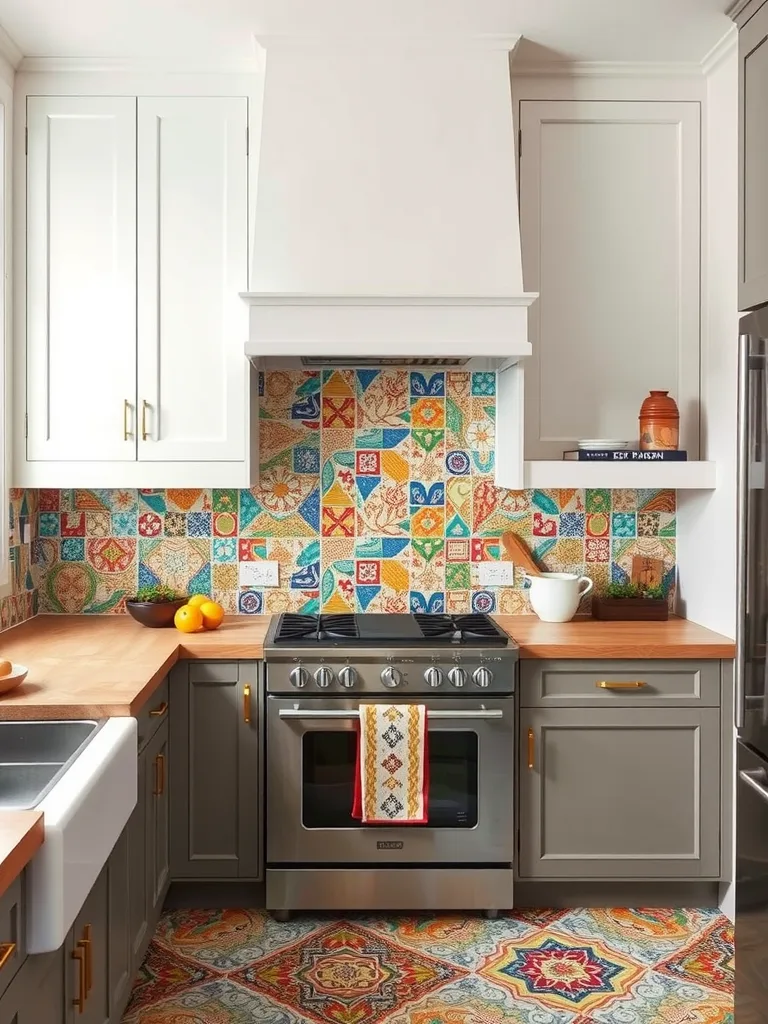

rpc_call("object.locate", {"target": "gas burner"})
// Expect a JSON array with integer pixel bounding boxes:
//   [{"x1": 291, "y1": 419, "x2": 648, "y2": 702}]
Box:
[
  {"x1": 274, "y1": 613, "x2": 359, "y2": 643},
  {"x1": 414, "y1": 613, "x2": 508, "y2": 644}
]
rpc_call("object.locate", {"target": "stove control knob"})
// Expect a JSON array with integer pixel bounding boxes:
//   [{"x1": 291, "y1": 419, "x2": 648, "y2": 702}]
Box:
[
  {"x1": 448, "y1": 666, "x2": 467, "y2": 688},
  {"x1": 425, "y1": 666, "x2": 443, "y2": 688},
  {"x1": 290, "y1": 666, "x2": 310, "y2": 689},
  {"x1": 381, "y1": 666, "x2": 402, "y2": 689},
  {"x1": 473, "y1": 666, "x2": 493, "y2": 689},
  {"x1": 315, "y1": 666, "x2": 334, "y2": 689},
  {"x1": 338, "y1": 666, "x2": 358, "y2": 689}
]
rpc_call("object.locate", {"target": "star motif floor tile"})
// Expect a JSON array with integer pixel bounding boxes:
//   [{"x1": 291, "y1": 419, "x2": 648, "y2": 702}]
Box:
[{"x1": 122, "y1": 908, "x2": 733, "y2": 1023}]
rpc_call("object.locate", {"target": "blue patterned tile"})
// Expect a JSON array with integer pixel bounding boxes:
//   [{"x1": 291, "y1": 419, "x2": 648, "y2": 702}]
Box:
[
  {"x1": 612, "y1": 512, "x2": 636, "y2": 538},
  {"x1": 39, "y1": 512, "x2": 60, "y2": 537},
  {"x1": 446, "y1": 450, "x2": 470, "y2": 475},
  {"x1": 111, "y1": 512, "x2": 137, "y2": 537},
  {"x1": 61, "y1": 537, "x2": 85, "y2": 561},
  {"x1": 213, "y1": 538, "x2": 237, "y2": 562},
  {"x1": 187, "y1": 512, "x2": 212, "y2": 537},
  {"x1": 471, "y1": 589, "x2": 496, "y2": 613},
  {"x1": 559, "y1": 512, "x2": 585, "y2": 537},
  {"x1": 293, "y1": 446, "x2": 320, "y2": 474},
  {"x1": 471, "y1": 371, "x2": 496, "y2": 396},
  {"x1": 410, "y1": 591, "x2": 445, "y2": 614},
  {"x1": 239, "y1": 590, "x2": 263, "y2": 614},
  {"x1": 410, "y1": 371, "x2": 445, "y2": 397}
]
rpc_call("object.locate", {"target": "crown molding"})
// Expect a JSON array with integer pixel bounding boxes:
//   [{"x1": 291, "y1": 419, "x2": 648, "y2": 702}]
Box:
[
  {"x1": 17, "y1": 55, "x2": 261, "y2": 74},
  {"x1": 701, "y1": 26, "x2": 737, "y2": 75},
  {"x1": 0, "y1": 23, "x2": 22, "y2": 70},
  {"x1": 511, "y1": 60, "x2": 705, "y2": 79},
  {"x1": 727, "y1": 0, "x2": 754, "y2": 21},
  {"x1": 254, "y1": 31, "x2": 521, "y2": 54}
]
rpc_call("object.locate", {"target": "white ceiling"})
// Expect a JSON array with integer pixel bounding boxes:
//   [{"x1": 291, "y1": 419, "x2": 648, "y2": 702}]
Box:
[{"x1": 0, "y1": 0, "x2": 734, "y2": 65}]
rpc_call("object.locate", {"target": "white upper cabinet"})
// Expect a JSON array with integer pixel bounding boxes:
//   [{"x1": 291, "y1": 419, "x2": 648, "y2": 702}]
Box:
[
  {"x1": 21, "y1": 93, "x2": 252, "y2": 486},
  {"x1": 26, "y1": 97, "x2": 137, "y2": 462},
  {"x1": 519, "y1": 100, "x2": 701, "y2": 458},
  {"x1": 739, "y1": 1, "x2": 768, "y2": 311},
  {"x1": 137, "y1": 97, "x2": 248, "y2": 462}
]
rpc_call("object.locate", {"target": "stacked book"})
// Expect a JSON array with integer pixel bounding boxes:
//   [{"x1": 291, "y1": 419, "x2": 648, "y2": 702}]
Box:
[{"x1": 563, "y1": 440, "x2": 687, "y2": 461}]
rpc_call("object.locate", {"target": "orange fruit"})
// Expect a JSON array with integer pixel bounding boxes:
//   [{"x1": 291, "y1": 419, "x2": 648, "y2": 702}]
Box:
[
  {"x1": 187, "y1": 594, "x2": 209, "y2": 609},
  {"x1": 199, "y1": 600, "x2": 225, "y2": 630},
  {"x1": 174, "y1": 604, "x2": 204, "y2": 633}
]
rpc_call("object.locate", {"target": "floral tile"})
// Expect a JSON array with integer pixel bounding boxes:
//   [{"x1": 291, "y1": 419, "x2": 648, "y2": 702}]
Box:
[
  {"x1": 261, "y1": 369, "x2": 321, "y2": 421},
  {"x1": 357, "y1": 369, "x2": 409, "y2": 427}
]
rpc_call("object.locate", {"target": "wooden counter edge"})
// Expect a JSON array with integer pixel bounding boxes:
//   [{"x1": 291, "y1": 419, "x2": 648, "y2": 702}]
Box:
[
  {"x1": 0, "y1": 812, "x2": 43, "y2": 898},
  {"x1": 516, "y1": 641, "x2": 737, "y2": 659}
]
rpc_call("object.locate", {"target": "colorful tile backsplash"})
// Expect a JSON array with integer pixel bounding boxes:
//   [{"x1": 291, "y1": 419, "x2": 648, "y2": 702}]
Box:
[
  {"x1": 1, "y1": 489, "x2": 38, "y2": 632},
  {"x1": 34, "y1": 370, "x2": 676, "y2": 616}
]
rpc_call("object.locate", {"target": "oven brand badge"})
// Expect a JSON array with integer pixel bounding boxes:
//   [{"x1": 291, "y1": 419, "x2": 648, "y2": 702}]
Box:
[{"x1": 377, "y1": 841, "x2": 403, "y2": 850}]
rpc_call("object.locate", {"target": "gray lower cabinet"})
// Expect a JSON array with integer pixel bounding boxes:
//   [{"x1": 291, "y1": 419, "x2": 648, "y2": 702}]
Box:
[
  {"x1": 0, "y1": 875, "x2": 25, "y2": 999},
  {"x1": 519, "y1": 706, "x2": 721, "y2": 879},
  {"x1": 65, "y1": 863, "x2": 109, "y2": 1024},
  {"x1": 126, "y1": 747, "x2": 149, "y2": 974},
  {"x1": 170, "y1": 661, "x2": 261, "y2": 879},
  {"x1": 146, "y1": 720, "x2": 170, "y2": 924},
  {"x1": 0, "y1": 948, "x2": 65, "y2": 1024},
  {"x1": 107, "y1": 828, "x2": 131, "y2": 1020}
]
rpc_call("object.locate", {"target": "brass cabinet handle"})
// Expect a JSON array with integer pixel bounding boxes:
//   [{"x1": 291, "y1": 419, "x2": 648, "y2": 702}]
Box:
[
  {"x1": 0, "y1": 942, "x2": 15, "y2": 970},
  {"x1": 72, "y1": 945, "x2": 86, "y2": 1013},
  {"x1": 81, "y1": 925, "x2": 92, "y2": 994},
  {"x1": 527, "y1": 728, "x2": 535, "y2": 770},
  {"x1": 149, "y1": 700, "x2": 168, "y2": 717},
  {"x1": 123, "y1": 399, "x2": 132, "y2": 440},
  {"x1": 141, "y1": 399, "x2": 150, "y2": 441},
  {"x1": 243, "y1": 683, "x2": 251, "y2": 724},
  {"x1": 596, "y1": 680, "x2": 647, "y2": 690}
]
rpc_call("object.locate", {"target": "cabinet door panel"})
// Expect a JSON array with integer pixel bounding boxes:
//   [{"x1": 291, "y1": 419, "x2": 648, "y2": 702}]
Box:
[
  {"x1": 137, "y1": 96, "x2": 248, "y2": 462},
  {"x1": 520, "y1": 100, "x2": 700, "y2": 457},
  {"x1": 127, "y1": 749, "x2": 149, "y2": 969},
  {"x1": 146, "y1": 721, "x2": 170, "y2": 924},
  {"x1": 69, "y1": 863, "x2": 109, "y2": 1024},
  {"x1": 0, "y1": 949, "x2": 64, "y2": 1024},
  {"x1": 107, "y1": 827, "x2": 131, "y2": 1017},
  {"x1": 26, "y1": 96, "x2": 137, "y2": 462},
  {"x1": 740, "y1": 3, "x2": 768, "y2": 309},
  {"x1": 519, "y1": 707, "x2": 720, "y2": 878}
]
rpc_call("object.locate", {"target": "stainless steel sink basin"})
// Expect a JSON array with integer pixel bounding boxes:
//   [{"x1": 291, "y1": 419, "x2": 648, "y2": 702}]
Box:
[{"x1": 0, "y1": 720, "x2": 103, "y2": 809}]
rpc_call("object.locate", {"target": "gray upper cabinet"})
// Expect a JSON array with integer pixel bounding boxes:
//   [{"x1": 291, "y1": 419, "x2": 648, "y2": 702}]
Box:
[
  {"x1": 170, "y1": 661, "x2": 261, "y2": 880},
  {"x1": 519, "y1": 706, "x2": 721, "y2": 879},
  {"x1": 739, "y1": 0, "x2": 768, "y2": 310}
]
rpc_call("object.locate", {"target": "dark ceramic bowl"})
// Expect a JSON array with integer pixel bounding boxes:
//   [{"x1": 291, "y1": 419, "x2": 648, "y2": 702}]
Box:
[{"x1": 126, "y1": 598, "x2": 187, "y2": 628}]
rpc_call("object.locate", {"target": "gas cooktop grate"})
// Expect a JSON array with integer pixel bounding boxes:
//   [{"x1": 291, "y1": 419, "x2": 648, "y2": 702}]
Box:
[
  {"x1": 274, "y1": 613, "x2": 359, "y2": 643},
  {"x1": 414, "y1": 613, "x2": 506, "y2": 641}
]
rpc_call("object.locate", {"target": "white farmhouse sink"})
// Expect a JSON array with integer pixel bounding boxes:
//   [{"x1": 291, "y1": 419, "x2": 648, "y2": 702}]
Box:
[{"x1": 24, "y1": 717, "x2": 137, "y2": 952}]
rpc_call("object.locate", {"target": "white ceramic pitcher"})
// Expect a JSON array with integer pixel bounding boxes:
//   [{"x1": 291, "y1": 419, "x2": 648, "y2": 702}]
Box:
[{"x1": 525, "y1": 571, "x2": 594, "y2": 622}]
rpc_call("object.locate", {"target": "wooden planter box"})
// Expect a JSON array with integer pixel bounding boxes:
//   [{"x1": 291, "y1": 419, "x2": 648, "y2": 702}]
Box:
[{"x1": 592, "y1": 596, "x2": 669, "y2": 621}]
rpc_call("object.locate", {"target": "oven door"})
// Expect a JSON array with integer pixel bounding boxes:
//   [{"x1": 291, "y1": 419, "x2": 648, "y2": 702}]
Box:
[{"x1": 266, "y1": 695, "x2": 514, "y2": 865}]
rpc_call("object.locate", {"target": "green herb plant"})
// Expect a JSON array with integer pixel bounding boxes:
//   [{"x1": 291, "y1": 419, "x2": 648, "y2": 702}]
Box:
[
  {"x1": 603, "y1": 582, "x2": 666, "y2": 600},
  {"x1": 131, "y1": 584, "x2": 183, "y2": 604}
]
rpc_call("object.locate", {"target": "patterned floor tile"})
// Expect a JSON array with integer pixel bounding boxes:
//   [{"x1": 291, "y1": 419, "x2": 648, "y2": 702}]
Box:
[
  {"x1": 654, "y1": 917, "x2": 734, "y2": 993},
  {"x1": 588, "y1": 970, "x2": 733, "y2": 1023},
  {"x1": 123, "y1": 941, "x2": 220, "y2": 1018},
  {"x1": 123, "y1": 978, "x2": 306, "y2": 1023},
  {"x1": 230, "y1": 921, "x2": 466, "y2": 1024},
  {"x1": 385, "y1": 975, "x2": 578, "y2": 1023}
]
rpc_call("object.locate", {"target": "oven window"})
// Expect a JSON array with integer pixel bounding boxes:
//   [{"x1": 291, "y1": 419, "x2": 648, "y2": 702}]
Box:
[{"x1": 302, "y1": 730, "x2": 479, "y2": 828}]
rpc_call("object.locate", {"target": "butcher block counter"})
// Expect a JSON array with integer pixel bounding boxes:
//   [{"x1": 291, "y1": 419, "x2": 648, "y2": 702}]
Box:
[
  {"x1": 0, "y1": 811, "x2": 43, "y2": 898},
  {"x1": 0, "y1": 613, "x2": 735, "y2": 721}
]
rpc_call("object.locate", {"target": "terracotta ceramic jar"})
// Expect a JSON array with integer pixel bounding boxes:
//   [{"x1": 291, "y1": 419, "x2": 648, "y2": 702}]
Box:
[{"x1": 639, "y1": 390, "x2": 679, "y2": 450}]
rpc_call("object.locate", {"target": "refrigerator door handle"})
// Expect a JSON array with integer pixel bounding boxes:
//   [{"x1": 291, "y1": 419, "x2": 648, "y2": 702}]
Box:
[
  {"x1": 736, "y1": 332, "x2": 751, "y2": 730},
  {"x1": 739, "y1": 767, "x2": 768, "y2": 805}
]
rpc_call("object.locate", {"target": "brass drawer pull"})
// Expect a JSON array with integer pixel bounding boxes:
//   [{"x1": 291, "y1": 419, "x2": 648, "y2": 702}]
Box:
[
  {"x1": 123, "y1": 399, "x2": 132, "y2": 440},
  {"x1": 72, "y1": 945, "x2": 86, "y2": 1013},
  {"x1": 141, "y1": 399, "x2": 150, "y2": 441},
  {"x1": 149, "y1": 700, "x2": 168, "y2": 717},
  {"x1": 596, "y1": 680, "x2": 647, "y2": 690},
  {"x1": 82, "y1": 924, "x2": 92, "y2": 993},
  {"x1": 0, "y1": 942, "x2": 15, "y2": 970},
  {"x1": 527, "y1": 728, "x2": 535, "y2": 769},
  {"x1": 244, "y1": 683, "x2": 251, "y2": 724}
]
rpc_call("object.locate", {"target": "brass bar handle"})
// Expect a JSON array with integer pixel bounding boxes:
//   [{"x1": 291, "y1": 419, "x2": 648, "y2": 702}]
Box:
[
  {"x1": 141, "y1": 399, "x2": 150, "y2": 441},
  {"x1": 527, "y1": 728, "x2": 535, "y2": 770},
  {"x1": 153, "y1": 753, "x2": 161, "y2": 796},
  {"x1": 243, "y1": 684, "x2": 251, "y2": 724},
  {"x1": 72, "y1": 946, "x2": 86, "y2": 1013},
  {"x1": 158, "y1": 752, "x2": 165, "y2": 796},
  {"x1": 0, "y1": 942, "x2": 15, "y2": 970},
  {"x1": 149, "y1": 700, "x2": 168, "y2": 717},
  {"x1": 82, "y1": 925, "x2": 92, "y2": 994},
  {"x1": 123, "y1": 399, "x2": 132, "y2": 440},
  {"x1": 596, "y1": 680, "x2": 647, "y2": 690}
]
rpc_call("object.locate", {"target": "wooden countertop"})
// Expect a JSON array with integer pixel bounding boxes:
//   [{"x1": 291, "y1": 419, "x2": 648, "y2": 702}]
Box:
[
  {"x1": 0, "y1": 811, "x2": 43, "y2": 898},
  {"x1": 0, "y1": 612, "x2": 734, "y2": 720},
  {"x1": 494, "y1": 615, "x2": 736, "y2": 660},
  {"x1": 0, "y1": 615, "x2": 271, "y2": 719}
]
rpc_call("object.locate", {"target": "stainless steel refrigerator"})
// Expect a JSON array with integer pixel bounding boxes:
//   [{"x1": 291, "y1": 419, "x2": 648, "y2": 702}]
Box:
[{"x1": 736, "y1": 309, "x2": 768, "y2": 1020}]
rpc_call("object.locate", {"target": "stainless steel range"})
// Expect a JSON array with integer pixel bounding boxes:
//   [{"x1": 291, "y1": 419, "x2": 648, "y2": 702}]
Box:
[{"x1": 264, "y1": 612, "x2": 517, "y2": 915}]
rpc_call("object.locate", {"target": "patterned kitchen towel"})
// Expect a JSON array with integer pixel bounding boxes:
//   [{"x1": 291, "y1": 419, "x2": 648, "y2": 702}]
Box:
[{"x1": 352, "y1": 704, "x2": 429, "y2": 824}]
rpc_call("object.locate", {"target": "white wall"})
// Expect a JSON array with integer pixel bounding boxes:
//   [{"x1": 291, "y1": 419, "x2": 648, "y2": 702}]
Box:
[{"x1": 675, "y1": 33, "x2": 739, "y2": 922}]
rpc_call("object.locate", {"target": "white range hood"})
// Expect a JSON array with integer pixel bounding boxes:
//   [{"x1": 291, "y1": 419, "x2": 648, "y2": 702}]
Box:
[{"x1": 242, "y1": 33, "x2": 537, "y2": 369}]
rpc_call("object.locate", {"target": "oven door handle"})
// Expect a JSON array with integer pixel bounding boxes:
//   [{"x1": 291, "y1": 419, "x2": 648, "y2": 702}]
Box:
[{"x1": 277, "y1": 708, "x2": 504, "y2": 721}]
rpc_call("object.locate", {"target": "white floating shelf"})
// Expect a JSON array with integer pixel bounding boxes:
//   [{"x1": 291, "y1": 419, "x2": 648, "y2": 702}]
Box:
[{"x1": 523, "y1": 460, "x2": 717, "y2": 490}]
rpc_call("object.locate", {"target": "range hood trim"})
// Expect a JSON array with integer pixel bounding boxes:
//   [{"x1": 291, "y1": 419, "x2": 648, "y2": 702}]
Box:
[{"x1": 240, "y1": 294, "x2": 538, "y2": 307}]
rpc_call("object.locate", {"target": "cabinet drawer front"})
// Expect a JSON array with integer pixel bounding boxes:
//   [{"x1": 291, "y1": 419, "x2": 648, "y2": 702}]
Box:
[
  {"x1": 137, "y1": 677, "x2": 169, "y2": 752},
  {"x1": 520, "y1": 660, "x2": 720, "y2": 707},
  {"x1": 0, "y1": 875, "x2": 25, "y2": 999},
  {"x1": 188, "y1": 662, "x2": 240, "y2": 684}
]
